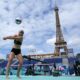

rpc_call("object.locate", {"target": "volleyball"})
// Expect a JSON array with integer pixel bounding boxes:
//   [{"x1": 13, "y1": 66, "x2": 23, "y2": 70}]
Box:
[{"x1": 15, "y1": 19, "x2": 22, "y2": 24}]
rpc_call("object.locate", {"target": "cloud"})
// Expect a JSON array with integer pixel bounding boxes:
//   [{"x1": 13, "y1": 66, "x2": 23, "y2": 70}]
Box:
[
  {"x1": 0, "y1": 0, "x2": 80, "y2": 57},
  {"x1": 67, "y1": 35, "x2": 80, "y2": 47},
  {"x1": 46, "y1": 37, "x2": 55, "y2": 46},
  {"x1": 60, "y1": 1, "x2": 80, "y2": 29},
  {"x1": 22, "y1": 44, "x2": 36, "y2": 49},
  {"x1": 0, "y1": 0, "x2": 55, "y2": 48}
]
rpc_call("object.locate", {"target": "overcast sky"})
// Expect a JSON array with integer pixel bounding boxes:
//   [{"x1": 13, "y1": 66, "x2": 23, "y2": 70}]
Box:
[{"x1": 0, "y1": 0, "x2": 80, "y2": 59}]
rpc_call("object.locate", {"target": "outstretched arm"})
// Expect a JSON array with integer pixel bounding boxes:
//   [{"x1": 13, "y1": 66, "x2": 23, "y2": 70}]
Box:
[{"x1": 3, "y1": 35, "x2": 22, "y2": 40}]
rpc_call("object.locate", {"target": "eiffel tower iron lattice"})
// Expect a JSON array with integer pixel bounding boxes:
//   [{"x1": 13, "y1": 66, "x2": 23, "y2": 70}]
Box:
[{"x1": 54, "y1": 5, "x2": 68, "y2": 57}]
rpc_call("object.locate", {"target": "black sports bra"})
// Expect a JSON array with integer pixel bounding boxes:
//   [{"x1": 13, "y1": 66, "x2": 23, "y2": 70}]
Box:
[{"x1": 14, "y1": 40, "x2": 22, "y2": 45}]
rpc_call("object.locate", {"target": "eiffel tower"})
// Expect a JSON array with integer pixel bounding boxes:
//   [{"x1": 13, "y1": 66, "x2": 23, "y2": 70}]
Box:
[{"x1": 54, "y1": 4, "x2": 68, "y2": 57}]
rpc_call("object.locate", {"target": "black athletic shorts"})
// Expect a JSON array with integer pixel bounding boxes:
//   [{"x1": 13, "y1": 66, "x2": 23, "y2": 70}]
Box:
[{"x1": 11, "y1": 48, "x2": 21, "y2": 55}]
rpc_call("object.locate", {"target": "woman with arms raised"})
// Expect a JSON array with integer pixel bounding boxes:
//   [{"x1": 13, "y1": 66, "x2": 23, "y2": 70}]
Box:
[{"x1": 3, "y1": 30, "x2": 24, "y2": 79}]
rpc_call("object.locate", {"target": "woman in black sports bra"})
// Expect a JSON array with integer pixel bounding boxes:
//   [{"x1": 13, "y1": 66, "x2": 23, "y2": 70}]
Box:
[{"x1": 3, "y1": 30, "x2": 24, "y2": 79}]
